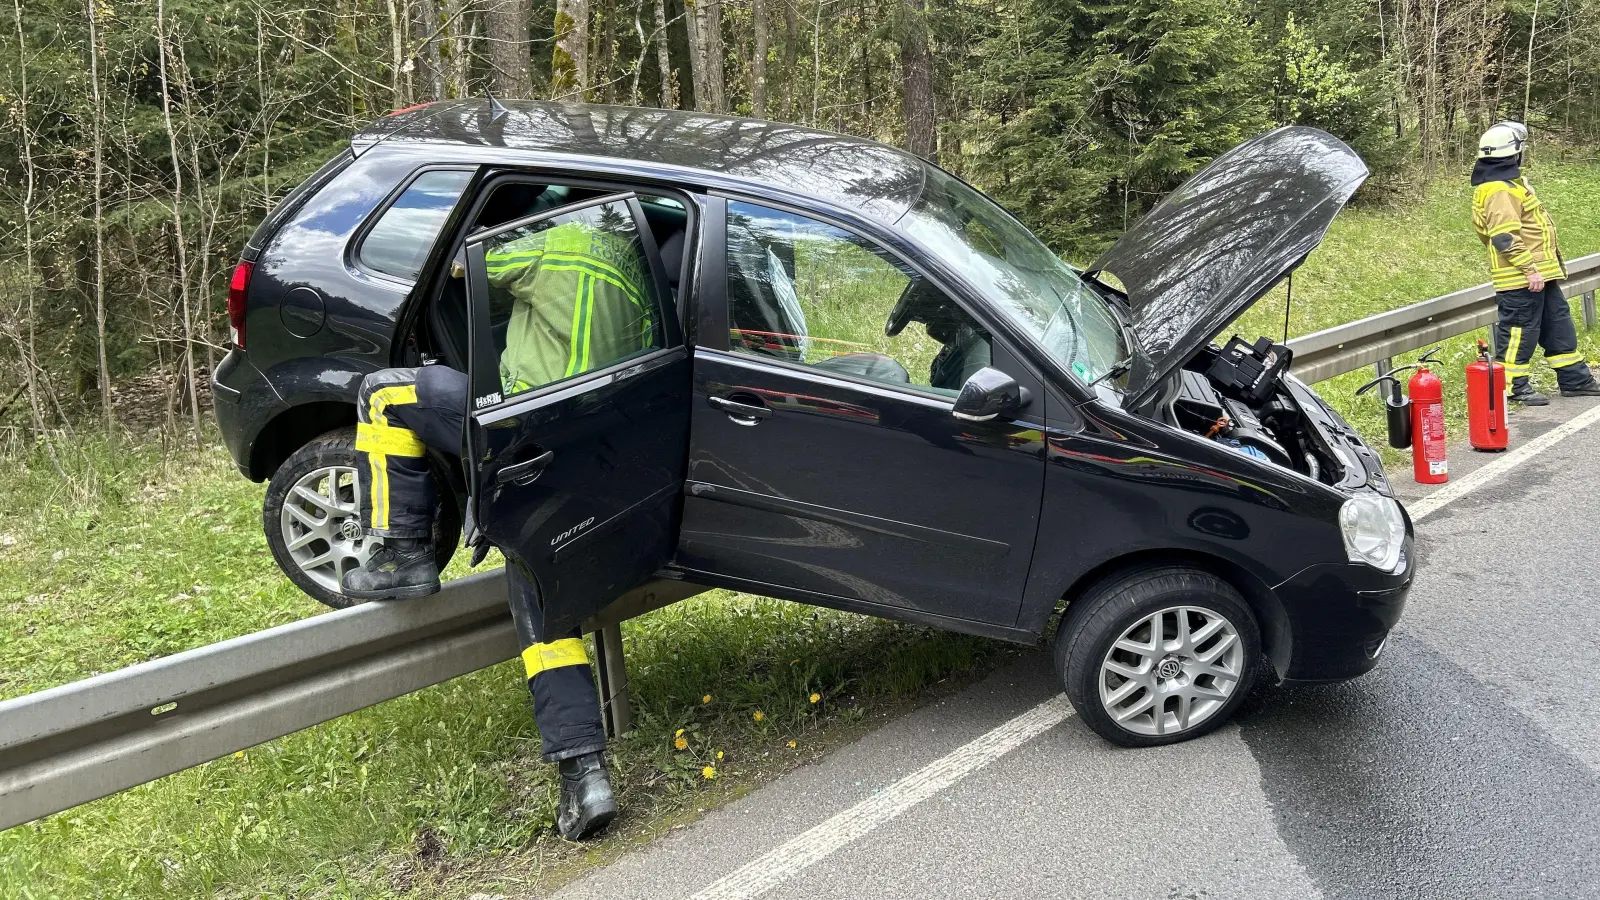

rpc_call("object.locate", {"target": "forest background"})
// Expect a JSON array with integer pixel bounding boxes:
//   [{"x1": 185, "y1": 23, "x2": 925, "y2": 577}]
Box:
[{"x1": 2, "y1": 0, "x2": 1600, "y2": 446}]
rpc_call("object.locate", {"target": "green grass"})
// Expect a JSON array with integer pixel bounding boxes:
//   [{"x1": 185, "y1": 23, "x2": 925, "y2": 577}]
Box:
[{"x1": 5, "y1": 157, "x2": 1600, "y2": 900}]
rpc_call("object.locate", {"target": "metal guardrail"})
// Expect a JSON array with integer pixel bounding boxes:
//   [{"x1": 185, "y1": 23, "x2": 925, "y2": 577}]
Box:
[
  {"x1": 1286, "y1": 253, "x2": 1600, "y2": 383},
  {"x1": 4, "y1": 259, "x2": 1599, "y2": 832},
  {"x1": 0, "y1": 572, "x2": 700, "y2": 831}
]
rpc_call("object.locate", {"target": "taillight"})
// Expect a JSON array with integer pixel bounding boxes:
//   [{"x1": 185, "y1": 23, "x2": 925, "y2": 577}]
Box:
[{"x1": 227, "y1": 260, "x2": 254, "y2": 348}]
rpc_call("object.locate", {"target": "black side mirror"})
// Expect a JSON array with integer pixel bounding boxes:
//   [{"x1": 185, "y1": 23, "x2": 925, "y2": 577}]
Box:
[{"x1": 951, "y1": 367, "x2": 1030, "y2": 422}]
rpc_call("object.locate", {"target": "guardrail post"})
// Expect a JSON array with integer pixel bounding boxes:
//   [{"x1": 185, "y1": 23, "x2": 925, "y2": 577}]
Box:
[
  {"x1": 1487, "y1": 327, "x2": 1500, "y2": 359},
  {"x1": 1375, "y1": 357, "x2": 1399, "y2": 403},
  {"x1": 1583, "y1": 290, "x2": 1597, "y2": 330},
  {"x1": 593, "y1": 623, "x2": 631, "y2": 738}
]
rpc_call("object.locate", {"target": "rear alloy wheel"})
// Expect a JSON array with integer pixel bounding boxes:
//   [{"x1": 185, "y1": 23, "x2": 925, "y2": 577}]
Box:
[
  {"x1": 263, "y1": 427, "x2": 459, "y2": 609},
  {"x1": 1056, "y1": 566, "x2": 1259, "y2": 747}
]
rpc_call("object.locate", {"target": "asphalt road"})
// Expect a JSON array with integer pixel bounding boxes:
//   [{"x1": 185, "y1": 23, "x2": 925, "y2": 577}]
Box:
[{"x1": 558, "y1": 397, "x2": 1600, "y2": 900}]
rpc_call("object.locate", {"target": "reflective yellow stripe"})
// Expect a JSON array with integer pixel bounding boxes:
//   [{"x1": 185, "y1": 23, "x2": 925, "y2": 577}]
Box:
[
  {"x1": 1487, "y1": 222, "x2": 1520, "y2": 236},
  {"x1": 356, "y1": 421, "x2": 425, "y2": 457},
  {"x1": 366, "y1": 385, "x2": 419, "y2": 531},
  {"x1": 1548, "y1": 352, "x2": 1584, "y2": 368},
  {"x1": 1505, "y1": 327, "x2": 1525, "y2": 370},
  {"x1": 521, "y1": 638, "x2": 589, "y2": 679},
  {"x1": 563, "y1": 273, "x2": 586, "y2": 378}
]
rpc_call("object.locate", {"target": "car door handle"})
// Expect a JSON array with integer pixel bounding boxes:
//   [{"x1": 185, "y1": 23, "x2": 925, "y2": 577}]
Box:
[
  {"x1": 497, "y1": 450, "x2": 555, "y2": 485},
  {"x1": 708, "y1": 394, "x2": 773, "y2": 423}
]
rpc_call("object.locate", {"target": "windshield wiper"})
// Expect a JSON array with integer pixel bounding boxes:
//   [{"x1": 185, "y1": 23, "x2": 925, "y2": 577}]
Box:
[{"x1": 1088, "y1": 357, "x2": 1133, "y2": 389}]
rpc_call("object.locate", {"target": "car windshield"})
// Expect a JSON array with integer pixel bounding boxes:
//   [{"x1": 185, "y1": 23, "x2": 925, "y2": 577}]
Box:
[{"x1": 899, "y1": 167, "x2": 1129, "y2": 385}]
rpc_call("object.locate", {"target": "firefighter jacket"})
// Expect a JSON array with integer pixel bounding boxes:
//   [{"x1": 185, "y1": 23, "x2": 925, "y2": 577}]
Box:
[
  {"x1": 1472, "y1": 177, "x2": 1566, "y2": 292},
  {"x1": 485, "y1": 221, "x2": 655, "y2": 394}
]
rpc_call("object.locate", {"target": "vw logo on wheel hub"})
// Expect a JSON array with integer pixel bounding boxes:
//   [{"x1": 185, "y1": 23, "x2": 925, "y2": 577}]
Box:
[
  {"x1": 1157, "y1": 658, "x2": 1183, "y2": 680},
  {"x1": 340, "y1": 519, "x2": 365, "y2": 542}
]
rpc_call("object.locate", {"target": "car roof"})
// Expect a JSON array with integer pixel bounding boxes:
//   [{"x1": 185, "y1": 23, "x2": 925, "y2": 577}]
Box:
[{"x1": 354, "y1": 100, "x2": 930, "y2": 224}]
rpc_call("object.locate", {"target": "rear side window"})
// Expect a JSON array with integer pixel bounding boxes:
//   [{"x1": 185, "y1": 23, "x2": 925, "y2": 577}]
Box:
[{"x1": 358, "y1": 169, "x2": 474, "y2": 280}]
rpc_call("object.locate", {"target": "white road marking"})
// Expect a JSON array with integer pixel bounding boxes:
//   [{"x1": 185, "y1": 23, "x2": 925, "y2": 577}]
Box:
[
  {"x1": 1408, "y1": 402, "x2": 1600, "y2": 522},
  {"x1": 685, "y1": 695, "x2": 1074, "y2": 900}
]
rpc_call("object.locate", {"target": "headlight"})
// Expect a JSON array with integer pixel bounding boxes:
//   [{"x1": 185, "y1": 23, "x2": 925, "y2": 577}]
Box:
[{"x1": 1339, "y1": 494, "x2": 1407, "y2": 572}]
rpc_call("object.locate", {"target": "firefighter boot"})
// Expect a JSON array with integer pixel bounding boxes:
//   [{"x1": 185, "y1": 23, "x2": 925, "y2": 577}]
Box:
[
  {"x1": 1509, "y1": 378, "x2": 1549, "y2": 406},
  {"x1": 340, "y1": 537, "x2": 441, "y2": 600},
  {"x1": 1560, "y1": 377, "x2": 1600, "y2": 397},
  {"x1": 556, "y1": 751, "x2": 618, "y2": 841}
]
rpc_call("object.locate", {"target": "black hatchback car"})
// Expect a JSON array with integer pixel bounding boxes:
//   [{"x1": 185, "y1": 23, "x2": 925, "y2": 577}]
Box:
[{"x1": 214, "y1": 100, "x2": 1413, "y2": 746}]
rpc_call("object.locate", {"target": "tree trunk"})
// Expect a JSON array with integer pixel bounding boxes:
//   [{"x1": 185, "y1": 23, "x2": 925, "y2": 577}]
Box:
[
  {"x1": 752, "y1": 0, "x2": 768, "y2": 116},
  {"x1": 155, "y1": 0, "x2": 203, "y2": 444},
  {"x1": 898, "y1": 0, "x2": 936, "y2": 160},
  {"x1": 653, "y1": 0, "x2": 675, "y2": 106},
  {"x1": 686, "y1": 0, "x2": 725, "y2": 111},
  {"x1": 413, "y1": 0, "x2": 445, "y2": 101},
  {"x1": 446, "y1": 0, "x2": 472, "y2": 97},
  {"x1": 553, "y1": 0, "x2": 590, "y2": 98},
  {"x1": 702, "y1": 0, "x2": 725, "y2": 111},
  {"x1": 86, "y1": 0, "x2": 113, "y2": 429},
  {"x1": 387, "y1": 0, "x2": 411, "y2": 106},
  {"x1": 780, "y1": 0, "x2": 798, "y2": 120},
  {"x1": 598, "y1": 0, "x2": 616, "y2": 101},
  {"x1": 488, "y1": 0, "x2": 533, "y2": 97}
]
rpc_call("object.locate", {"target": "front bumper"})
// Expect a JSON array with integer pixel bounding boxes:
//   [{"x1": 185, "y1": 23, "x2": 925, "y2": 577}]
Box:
[{"x1": 1273, "y1": 535, "x2": 1414, "y2": 683}]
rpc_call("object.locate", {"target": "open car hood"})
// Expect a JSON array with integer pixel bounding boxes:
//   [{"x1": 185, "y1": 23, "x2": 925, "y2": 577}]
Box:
[{"x1": 1089, "y1": 126, "x2": 1369, "y2": 408}]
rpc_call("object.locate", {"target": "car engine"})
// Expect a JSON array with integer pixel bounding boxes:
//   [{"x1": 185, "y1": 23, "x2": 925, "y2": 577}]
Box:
[{"x1": 1163, "y1": 335, "x2": 1342, "y2": 485}]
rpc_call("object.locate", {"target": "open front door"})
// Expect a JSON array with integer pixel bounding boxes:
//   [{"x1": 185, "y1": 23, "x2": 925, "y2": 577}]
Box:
[{"x1": 463, "y1": 192, "x2": 691, "y2": 635}]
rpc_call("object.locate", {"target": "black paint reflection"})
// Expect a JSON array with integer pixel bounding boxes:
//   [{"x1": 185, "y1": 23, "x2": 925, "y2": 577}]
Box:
[
  {"x1": 1090, "y1": 126, "x2": 1369, "y2": 404},
  {"x1": 373, "y1": 100, "x2": 928, "y2": 224}
]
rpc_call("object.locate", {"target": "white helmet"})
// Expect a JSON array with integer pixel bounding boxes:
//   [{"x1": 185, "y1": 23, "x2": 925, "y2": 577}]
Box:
[{"x1": 1479, "y1": 121, "x2": 1527, "y2": 159}]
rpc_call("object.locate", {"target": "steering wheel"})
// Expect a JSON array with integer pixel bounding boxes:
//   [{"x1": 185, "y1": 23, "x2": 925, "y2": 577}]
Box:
[{"x1": 885, "y1": 280, "x2": 921, "y2": 337}]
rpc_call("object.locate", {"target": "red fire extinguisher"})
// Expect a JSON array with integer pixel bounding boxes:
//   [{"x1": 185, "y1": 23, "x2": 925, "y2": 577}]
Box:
[
  {"x1": 1466, "y1": 338, "x2": 1508, "y2": 452},
  {"x1": 1408, "y1": 351, "x2": 1448, "y2": 484}
]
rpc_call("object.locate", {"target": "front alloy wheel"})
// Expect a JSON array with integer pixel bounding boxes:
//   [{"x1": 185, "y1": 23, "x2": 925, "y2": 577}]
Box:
[
  {"x1": 1097, "y1": 606, "x2": 1245, "y2": 737},
  {"x1": 1056, "y1": 566, "x2": 1260, "y2": 747}
]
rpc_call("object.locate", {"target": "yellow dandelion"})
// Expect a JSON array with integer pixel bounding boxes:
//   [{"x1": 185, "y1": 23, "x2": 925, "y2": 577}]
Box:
[
  {"x1": 702, "y1": 766, "x2": 717, "y2": 780},
  {"x1": 787, "y1": 740, "x2": 798, "y2": 749},
  {"x1": 232, "y1": 750, "x2": 246, "y2": 760},
  {"x1": 675, "y1": 728, "x2": 685, "y2": 738},
  {"x1": 674, "y1": 736, "x2": 689, "y2": 750},
  {"x1": 809, "y1": 692, "x2": 821, "y2": 704},
  {"x1": 753, "y1": 710, "x2": 765, "y2": 722},
  {"x1": 716, "y1": 750, "x2": 724, "y2": 760},
  {"x1": 702, "y1": 694, "x2": 712, "y2": 704}
]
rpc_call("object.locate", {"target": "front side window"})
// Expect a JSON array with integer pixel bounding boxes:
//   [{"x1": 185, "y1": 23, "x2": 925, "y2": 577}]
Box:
[
  {"x1": 482, "y1": 199, "x2": 663, "y2": 397},
  {"x1": 359, "y1": 169, "x2": 475, "y2": 280},
  {"x1": 899, "y1": 167, "x2": 1127, "y2": 385},
  {"x1": 725, "y1": 201, "x2": 992, "y2": 396}
]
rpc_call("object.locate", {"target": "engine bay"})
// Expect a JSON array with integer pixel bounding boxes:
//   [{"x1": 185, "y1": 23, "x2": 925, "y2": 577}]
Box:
[{"x1": 1162, "y1": 335, "x2": 1345, "y2": 485}]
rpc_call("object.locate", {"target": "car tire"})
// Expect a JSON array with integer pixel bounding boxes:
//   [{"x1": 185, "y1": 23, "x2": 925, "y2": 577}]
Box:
[
  {"x1": 262, "y1": 427, "x2": 461, "y2": 610},
  {"x1": 1055, "y1": 565, "x2": 1259, "y2": 747}
]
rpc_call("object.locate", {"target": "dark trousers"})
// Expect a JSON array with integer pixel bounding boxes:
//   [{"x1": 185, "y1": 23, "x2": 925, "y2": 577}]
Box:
[
  {"x1": 1493, "y1": 282, "x2": 1594, "y2": 391},
  {"x1": 354, "y1": 366, "x2": 606, "y2": 762}
]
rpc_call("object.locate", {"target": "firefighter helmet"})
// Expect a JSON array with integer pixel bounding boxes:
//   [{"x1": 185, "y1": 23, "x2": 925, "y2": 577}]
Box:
[{"x1": 1479, "y1": 121, "x2": 1528, "y2": 159}]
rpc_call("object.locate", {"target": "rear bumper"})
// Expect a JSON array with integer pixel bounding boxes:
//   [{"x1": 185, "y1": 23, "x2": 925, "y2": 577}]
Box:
[
  {"x1": 212, "y1": 349, "x2": 280, "y2": 479},
  {"x1": 1274, "y1": 536, "x2": 1413, "y2": 683}
]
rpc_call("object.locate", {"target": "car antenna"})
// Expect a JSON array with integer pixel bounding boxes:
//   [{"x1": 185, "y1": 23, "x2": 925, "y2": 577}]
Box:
[
  {"x1": 1282, "y1": 272, "x2": 1294, "y2": 345},
  {"x1": 485, "y1": 89, "x2": 509, "y2": 120}
]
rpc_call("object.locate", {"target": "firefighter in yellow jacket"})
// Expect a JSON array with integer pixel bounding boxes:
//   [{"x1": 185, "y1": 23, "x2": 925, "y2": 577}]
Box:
[
  {"x1": 338, "y1": 204, "x2": 658, "y2": 841},
  {"x1": 1472, "y1": 121, "x2": 1600, "y2": 404}
]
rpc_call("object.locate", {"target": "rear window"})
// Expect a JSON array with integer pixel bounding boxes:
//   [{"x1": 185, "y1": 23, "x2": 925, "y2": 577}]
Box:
[{"x1": 358, "y1": 169, "x2": 475, "y2": 280}]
